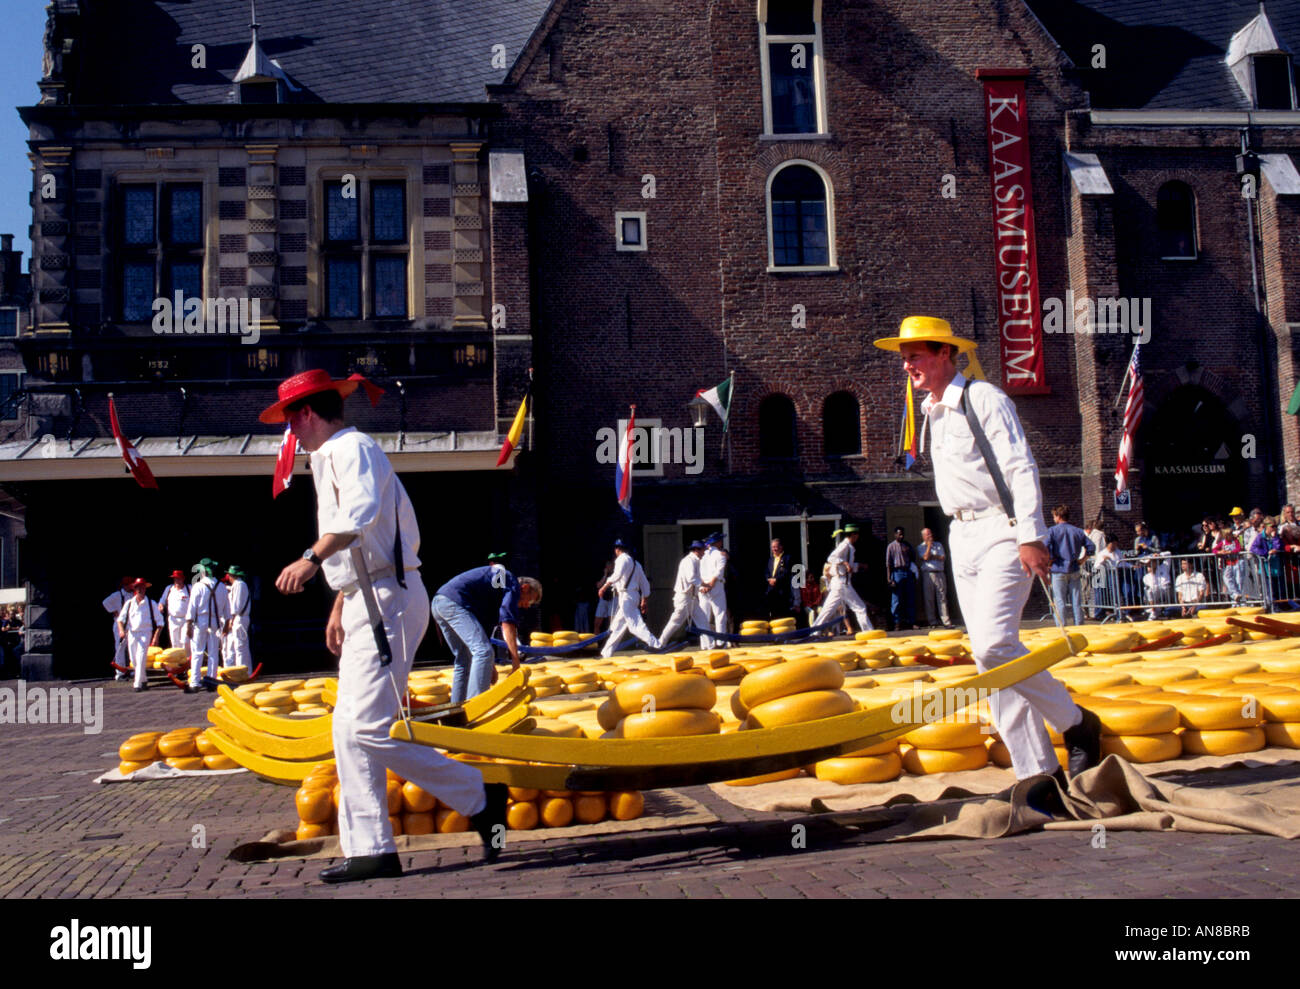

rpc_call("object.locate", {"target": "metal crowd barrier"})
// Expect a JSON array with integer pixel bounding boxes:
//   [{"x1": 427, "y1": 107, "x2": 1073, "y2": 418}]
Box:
[{"x1": 1081, "y1": 550, "x2": 1300, "y2": 623}]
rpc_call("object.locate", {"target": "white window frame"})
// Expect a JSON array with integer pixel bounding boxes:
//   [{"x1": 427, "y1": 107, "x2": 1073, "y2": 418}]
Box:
[
  {"x1": 0, "y1": 371, "x2": 23, "y2": 424},
  {"x1": 765, "y1": 512, "x2": 840, "y2": 575},
  {"x1": 617, "y1": 416, "x2": 665, "y2": 478},
  {"x1": 615, "y1": 211, "x2": 647, "y2": 252},
  {"x1": 766, "y1": 159, "x2": 838, "y2": 272},
  {"x1": 758, "y1": 0, "x2": 829, "y2": 138},
  {"x1": 678, "y1": 518, "x2": 730, "y2": 546}
]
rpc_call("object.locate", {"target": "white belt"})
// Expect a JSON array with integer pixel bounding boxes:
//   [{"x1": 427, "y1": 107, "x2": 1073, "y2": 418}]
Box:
[{"x1": 952, "y1": 507, "x2": 1012, "y2": 524}]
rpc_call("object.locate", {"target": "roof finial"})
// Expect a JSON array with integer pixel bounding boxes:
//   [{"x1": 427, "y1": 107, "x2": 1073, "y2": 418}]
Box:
[{"x1": 250, "y1": 0, "x2": 259, "y2": 43}]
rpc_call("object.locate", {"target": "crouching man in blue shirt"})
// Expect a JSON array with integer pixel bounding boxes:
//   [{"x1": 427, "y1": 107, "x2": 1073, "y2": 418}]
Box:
[{"x1": 432, "y1": 565, "x2": 542, "y2": 703}]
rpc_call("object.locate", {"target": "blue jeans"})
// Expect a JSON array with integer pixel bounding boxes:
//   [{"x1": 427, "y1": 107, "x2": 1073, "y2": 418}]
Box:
[
  {"x1": 890, "y1": 569, "x2": 915, "y2": 627},
  {"x1": 1051, "y1": 571, "x2": 1083, "y2": 625},
  {"x1": 431, "y1": 594, "x2": 494, "y2": 704}
]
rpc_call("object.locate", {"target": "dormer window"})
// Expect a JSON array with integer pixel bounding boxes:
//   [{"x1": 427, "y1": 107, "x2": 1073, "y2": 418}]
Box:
[
  {"x1": 1253, "y1": 53, "x2": 1295, "y2": 109},
  {"x1": 239, "y1": 80, "x2": 280, "y2": 105}
]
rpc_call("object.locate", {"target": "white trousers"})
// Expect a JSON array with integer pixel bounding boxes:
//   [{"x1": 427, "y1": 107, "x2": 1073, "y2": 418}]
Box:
[
  {"x1": 125, "y1": 631, "x2": 151, "y2": 689},
  {"x1": 700, "y1": 585, "x2": 729, "y2": 648},
  {"x1": 188, "y1": 626, "x2": 219, "y2": 686},
  {"x1": 166, "y1": 618, "x2": 189, "y2": 655},
  {"x1": 333, "y1": 571, "x2": 485, "y2": 858},
  {"x1": 820, "y1": 577, "x2": 872, "y2": 631},
  {"x1": 600, "y1": 591, "x2": 661, "y2": 657},
  {"x1": 226, "y1": 617, "x2": 251, "y2": 668},
  {"x1": 659, "y1": 592, "x2": 709, "y2": 649},
  {"x1": 112, "y1": 621, "x2": 127, "y2": 676},
  {"x1": 950, "y1": 515, "x2": 1082, "y2": 779}
]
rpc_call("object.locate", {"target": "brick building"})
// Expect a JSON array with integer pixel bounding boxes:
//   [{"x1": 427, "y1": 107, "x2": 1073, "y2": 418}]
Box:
[{"x1": 5, "y1": 0, "x2": 1300, "y2": 673}]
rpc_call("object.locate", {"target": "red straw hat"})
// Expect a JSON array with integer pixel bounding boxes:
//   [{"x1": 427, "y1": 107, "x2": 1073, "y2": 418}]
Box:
[
  {"x1": 131, "y1": 577, "x2": 152, "y2": 590},
  {"x1": 170, "y1": 569, "x2": 185, "y2": 579},
  {"x1": 259, "y1": 370, "x2": 385, "y2": 424}
]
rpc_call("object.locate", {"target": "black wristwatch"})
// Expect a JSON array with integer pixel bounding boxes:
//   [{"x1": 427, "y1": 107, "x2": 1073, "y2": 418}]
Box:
[{"x1": 302, "y1": 548, "x2": 323, "y2": 566}]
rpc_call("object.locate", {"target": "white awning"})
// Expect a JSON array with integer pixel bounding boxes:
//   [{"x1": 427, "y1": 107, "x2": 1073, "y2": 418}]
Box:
[
  {"x1": 1260, "y1": 153, "x2": 1300, "y2": 195},
  {"x1": 1064, "y1": 151, "x2": 1114, "y2": 195}
]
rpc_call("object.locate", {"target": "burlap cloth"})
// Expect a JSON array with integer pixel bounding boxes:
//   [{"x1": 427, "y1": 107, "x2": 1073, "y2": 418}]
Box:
[
  {"x1": 713, "y1": 752, "x2": 1300, "y2": 840},
  {"x1": 229, "y1": 788, "x2": 716, "y2": 862}
]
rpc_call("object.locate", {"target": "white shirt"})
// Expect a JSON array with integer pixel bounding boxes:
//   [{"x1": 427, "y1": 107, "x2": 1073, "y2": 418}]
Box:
[
  {"x1": 309, "y1": 426, "x2": 422, "y2": 591},
  {"x1": 1143, "y1": 572, "x2": 1171, "y2": 596},
  {"x1": 609, "y1": 552, "x2": 635, "y2": 594},
  {"x1": 701, "y1": 546, "x2": 727, "y2": 586},
  {"x1": 631, "y1": 560, "x2": 651, "y2": 600},
  {"x1": 1175, "y1": 571, "x2": 1207, "y2": 603},
  {"x1": 117, "y1": 595, "x2": 162, "y2": 636},
  {"x1": 103, "y1": 588, "x2": 129, "y2": 619},
  {"x1": 227, "y1": 579, "x2": 251, "y2": 621},
  {"x1": 158, "y1": 585, "x2": 190, "y2": 622},
  {"x1": 922, "y1": 372, "x2": 1048, "y2": 546},
  {"x1": 674, "y1": 553, "x2": 703, "y2": 597},
  {"x1": 920, "y1": 541, "x2": 945, "y2": 572},
  {"x1": 826, "y1": 538, "x2": 857, "y2": 579},
  {"x1": 186, "y1": 576, "x2": 221, "y2": 628},
  {"x1": 214, "y1": 581, "x2": 231, "y2": 624}
]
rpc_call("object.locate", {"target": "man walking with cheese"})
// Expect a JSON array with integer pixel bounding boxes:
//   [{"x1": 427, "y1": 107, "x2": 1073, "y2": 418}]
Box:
[
  {"x1": 598, "y1": 539, "x2": 660, "y2": 656},
  {"x1": 118, "y1": 578, "x2": 162, "y2": 691},
  {"x1": 820, "y1": 525, "x2": 873, "y2": 633},
  {"x1": 875, "y1": 317, "x2": 1100, "y2": 785},
  {"x1": 659, "y1": 540, "x2": 709, "y2": 648},
  {"x1": 157, "y1": 570, "x2": 190, "y2": 653},
  {"x1": 698, "y1": 532, "x2": 730, "y2": 648},
  {"x1": 267, "y1": 369, "x2": 506, "y2": 884}
]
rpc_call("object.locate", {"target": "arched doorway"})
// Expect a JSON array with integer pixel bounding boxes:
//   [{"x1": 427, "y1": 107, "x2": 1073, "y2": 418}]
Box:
[{"x1": 1141, "y1": 386, "x2": 1245, "y2": 544}]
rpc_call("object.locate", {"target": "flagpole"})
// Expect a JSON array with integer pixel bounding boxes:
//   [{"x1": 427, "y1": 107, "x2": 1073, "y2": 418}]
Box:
[
  {"x1": 1113, "y1": 337, "x2": 1138, "y2": 409},
  {"x1": 526, "y1": 366, "x2": 534, "y2": 452}
]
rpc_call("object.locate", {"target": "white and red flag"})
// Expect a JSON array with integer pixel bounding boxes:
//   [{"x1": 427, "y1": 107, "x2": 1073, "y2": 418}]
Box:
[
  {"x1": 615, "y1": 404, "x2": 636, "y2": 521},
  {"x1": 272, "y1": 423, "x2": 299, "y2": 499},
  {"x1": 108, "y1": 394, "x2": 158, "y2": 490}
]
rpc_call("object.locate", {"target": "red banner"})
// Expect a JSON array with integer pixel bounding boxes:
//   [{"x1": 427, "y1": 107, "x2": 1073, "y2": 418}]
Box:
[{"x1": 977, "y1": 69, "x2": 1048, "y2": 394}]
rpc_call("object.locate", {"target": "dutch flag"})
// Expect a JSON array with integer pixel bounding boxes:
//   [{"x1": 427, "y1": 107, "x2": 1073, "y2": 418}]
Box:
[{"x1": 615, "y1": 404, "x2": 636, "y2": 521}]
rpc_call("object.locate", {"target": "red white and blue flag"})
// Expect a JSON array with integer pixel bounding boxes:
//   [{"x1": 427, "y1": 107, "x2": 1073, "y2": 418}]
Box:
[
  {"x1": 1114, "y1": 343, "x2": 1144, "y2": 494},
  {"x1": 615, "y1": 404, "x2": 636, "y2": 521},
  {"x1": 272, "y1": 423, "x2": 299, "y2": 499}
]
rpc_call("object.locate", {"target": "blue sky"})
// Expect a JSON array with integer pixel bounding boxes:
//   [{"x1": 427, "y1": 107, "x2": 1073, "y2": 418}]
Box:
[{"x1": 2, "y1": 3, "x2": 56, "y2": 264}]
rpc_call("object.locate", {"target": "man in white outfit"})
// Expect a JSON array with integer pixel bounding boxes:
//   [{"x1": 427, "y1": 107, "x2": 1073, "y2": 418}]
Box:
[
  {"x1": 658, "y1": 540, "x2": 709, "y2": 648},
  {"x1": 157, "y1": 570, "x2": 190, "y2": 654},
  {"x1": 184, "y1": 559, "x2": 223, "y2": 692},
  {"x1": 212, "y1": 563, "x2": 231, "y2": 667},
  {"x1": 875, "y1": 316, "x2": 1100, "y2": 786},
  {"x1": 598, "y1": 539, "x2": 661, "y2": 656},
  {"x1": 267, "y1": 369, "x2": 505, "y2": 884},
  {"x1": 117, "y1": 578, "x2": 162, "y2": 691},
  {"x1": 699, "y1": 532, "x2": 730, "y2": 648},
  {"x1": 103, "y1": 577, "x2": 132, "y2": 680},
  {"x1": 224, "y1": 564, "x2": 253, "y2": 670},
  {"x1": 819, "y1": 524, "x2": 873, "y2": 634}
]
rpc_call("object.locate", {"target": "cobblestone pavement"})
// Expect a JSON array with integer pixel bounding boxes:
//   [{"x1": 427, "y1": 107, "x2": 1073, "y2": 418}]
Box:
[{"x1": 2, "y1": 676, "x2": 1299, "y2": 899}]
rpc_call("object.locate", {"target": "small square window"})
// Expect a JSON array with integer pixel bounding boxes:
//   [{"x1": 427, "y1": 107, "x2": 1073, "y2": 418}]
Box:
[
  {"x1": 615, "y1": 211, "x2": 647, "y2": 252},
  {"x1": 0, "y1": 309, "x2": 18, "y2": 337},
  {"x1": 326, "y1": 258, "x2": 362, "y2": 317}
]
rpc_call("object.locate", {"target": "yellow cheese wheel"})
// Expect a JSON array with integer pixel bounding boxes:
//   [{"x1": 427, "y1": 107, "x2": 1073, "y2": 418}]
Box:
[
  {"x1": 611, "y1": 673, "x2": 717, "y2": 716},
  {"x1": 506, "y1": 801, "x2": 539, "y2": 830},
  {"x1": 1258, "y1": 655, "x2": 1300, "y2": 674},
  {"x1": 1180, "y1": 727, "x2": 1266, "y2": 756},
  {"x1": 574, "y1": 794, "x2": 606, "y2": 824},
  {"x1": 296, "y1": 787, "x2": 333, "y2": 824},
  {"x1": 740, "y1": 621, "x2": 769, "y2": 631},
  {"x1": 705, "y1": 664, "x2": 746, "y2": 682},
  {"x1": 729, "y1": 690, "x2": 750, "y2": 722},
  {"x1": 1258, "y1": 692, "x2": 1300, "y2": 723},
  {"x1": 507, "y1": 786, "x2": 538, "y2": 803},
  {"x1": 1126, "y1": 667, "x2": 1199, "y2": 686},
  {"x1": 118, "y1": 738, "x2": 158, "y2": 762},
  {"x1": 165, "y1": 756, "x2": 206, "y2": 771},
  {"x1": 1093, "y1": 702, "x2": 1181, "y2": 736},
  {"x1": 202, "y1": 754, "x2": 238, "y2": 770},
  {"x1": 1263, "y1": 722, "x2": 1300, "y2": 747},
  {"x1": 842, "y1": 737, "x2": 900, "y2": 757},
  {"x1": 118, "y1": 760, "x2": 151, "y2": 775},
  {"x1": 1164, "y1": 694, "x2": 1263, "y2": 730},
  {"x1": 901, "y1": 719, "x2": 987, "y2": 749},
  {"x1": 253, "y1": 690, "x2": 294, "y2": 708},
  {"x1": 1082, "y1": 631, "x2": 1143, "y2": 653},
  {"x1": 743, "y1": 689, "x2": 855, "y2": 729},
  {"x1": 739, "y1": 658, "x2": 845, "y2": 709},
  {"x1": 401, "y1": 782, "x2": 437, "y2": 813},
  {"x1": 724, "y1": 768, "x2": 804, "y2": 786},
  {"x1": 855, "y1": 629, "x2": 888, "y2": 641},
  {"x1": 560, "y1": 671, "x2": 599, "y2": 687},
  {"x1": 401, "y1": 811, "x2": 435, "y2": 836},
  {"x1": 671, "y1": 655, "x2": 695, "y2": 672},
  {"x1": 157, "y1": 736, "x2": 198, "y2": 759},
  {"x1": 1194, "y1": 643, "x2": 1246, "y2": 656},
  {"x1": 813, "y1": 752, "x2": 903, "y2": 784},
  {"x1": 1194, "y1": 659, "x2": 1262, "y2": 678},
  {"x1": 902, "y1": 745, "x2": 989, "y2": 774},
  {"x1": 385, "y1": 779, "x2": 403, "y2": 815},
  {"x1": 296, "y1": 822, "x2": 332, "y2": 840},
  {"x1": 530, "y1": 717, "x2": 585, "y2": 738},
  {"x1": 988, "y1": 740, "x2": 1066, "y2": 769},
  {"x1": 608, "y1": 790, "x2": 645, "y2": 819},
  {"x1": 192, "y1": 732, "x2": 218, "y2": 756},
  {"x1": 435, "y1": 808, "x2": 471, "y2": 833},
  {"x1": 538, "y1": 797, "x2": 573, "y2": 828},
  {"x1": 1090, "y1": 684, "x2": 1167, "y2": 700},
  {"x1": 610, "y1": 708, "x2": 721, "y2": 739},
  {"x1": 1162, "y1": 678, "x2": 1234, "y2": 694},
  {"x1": 928, "y1": 628, "x2": 964, "y2": 641},
  {"x1": 1101, "y1": 732, "x2": 1182, "y2": 763},
  {"x1": 291, "y1": 687, "x2": 324, "y2": 705}
]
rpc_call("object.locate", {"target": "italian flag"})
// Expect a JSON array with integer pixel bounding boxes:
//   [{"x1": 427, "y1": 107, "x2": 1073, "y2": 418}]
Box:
[
  {"x1": 697, "y1": 373, "x2": 734, "y2": 430},
  {"x1": 496, "y1": 387, "x2": 531, "y2": 466}
]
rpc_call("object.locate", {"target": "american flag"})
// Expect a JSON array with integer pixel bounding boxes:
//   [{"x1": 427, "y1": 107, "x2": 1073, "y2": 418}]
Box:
[{"x1": 1114, "y1": 344, "x2": 1144, "y2": 493}]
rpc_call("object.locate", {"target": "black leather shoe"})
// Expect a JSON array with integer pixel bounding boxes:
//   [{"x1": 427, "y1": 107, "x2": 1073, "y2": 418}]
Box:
[
  {"x1": 1062, "y1": 706, "x2": 1102, "y2": 777},
  {"x1": 470, "y1": 783, "x2": 508, "y2": 864},
  {"x1": 319, "y1": 853, "x2": 402, "y2": 884}
]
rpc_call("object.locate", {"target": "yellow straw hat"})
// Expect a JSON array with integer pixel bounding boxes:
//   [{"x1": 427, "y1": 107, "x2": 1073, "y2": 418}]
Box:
[{"x1": 873, "y1": 316, "x2": 978, "y2": 354}]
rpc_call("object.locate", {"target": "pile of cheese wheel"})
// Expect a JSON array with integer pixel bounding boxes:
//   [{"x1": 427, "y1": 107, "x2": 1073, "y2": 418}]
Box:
[
  {"x1": 117, "y1": 726, "x2": 239, "y2": 774},
  {"x1": 291, "y1": 761, "x2": 644, "y2": 840},
  {"x1": 226, "y1": 678, "x2": 334, "y2": 717},
  {"x1": 529, "y1": 630, "x2": 599, "y2": 654},
  {"x1": 147, "y1": 645, "x2": 190, "y2": 670},
  {"x1": 739, "y1": 617, "x2": 797, "y2": 637}
]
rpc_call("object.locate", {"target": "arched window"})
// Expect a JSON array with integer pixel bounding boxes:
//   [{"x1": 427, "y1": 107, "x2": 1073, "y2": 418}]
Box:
[
  {"x1": 758, "y1": 1, "x2": 826, "y2": 136},
  {"x1": 1156, "y1": 181, "x2": 1198, "y2": 260},
  {"x1": 823, "y1": 391, "x2": 860, "y2": 456},
  {"x1": 759, "y1": 394, "x2": 797, "y2": 459},
  {"x1": 768, "y1": 163, "x2": 832, "y2": 269}
]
